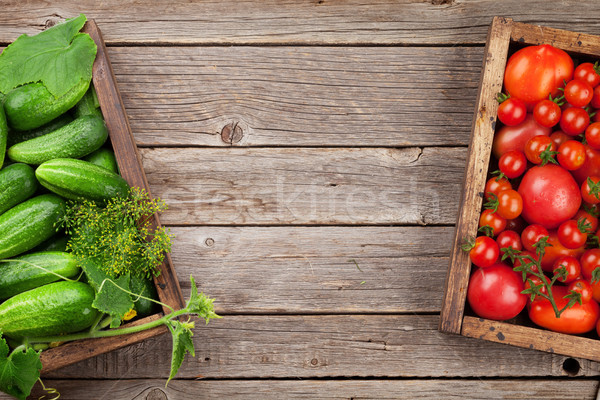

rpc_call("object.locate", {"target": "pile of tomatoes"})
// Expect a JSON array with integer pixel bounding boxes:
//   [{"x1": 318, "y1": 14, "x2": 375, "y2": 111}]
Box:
[{"x1": 466, "y1": 44, "x2": 600, "y2": 336}]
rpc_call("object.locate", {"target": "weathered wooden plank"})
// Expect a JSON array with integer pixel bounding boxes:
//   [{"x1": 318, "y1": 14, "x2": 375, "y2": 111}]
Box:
[
  {"x1": 23, "y1": 379, "x2": 600, "y2": 400},
  {"x1": 141, "y1": 147, "x2": 466, "y2": 225},
  {"x1": 1, "y1": 1, "x2": 599, "y2": 45},
  {"x1": 44, "y1": 315, "x2": 600, "y2": 379},
  {"x1": 169, "y1": 226, "x2": 452, "y2": 313},
  {"x1": 107, "y1": 46, "x2": 481, "y2": 147}
]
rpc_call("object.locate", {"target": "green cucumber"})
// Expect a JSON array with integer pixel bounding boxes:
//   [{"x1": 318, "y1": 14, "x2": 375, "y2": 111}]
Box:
[
  {"x1": 7, "y1": 112, "x2": 73, "y2": 147},
  {"x1": 0, "y1": 281, "x2": 99, "y2": 339},
  {"x1": 0, "y1": 194, "x2": 65, "y2": 259},
  {"x1": 73, "y1": 85, "x2": 102, "y2": 118},
  {"x1": 83, "y1": 147, "x2": 119, "y2": 174},
  {"x1": 0, "y1": 251, "x2": 80, "y2": 300},
  {"x1": 0, "y1": 163, "x2": 37, "y2": 215},
  {"x1": 7, "y1": 114, "x2": 108, "y2": 165},
  {"x1": 0, "y1": 105, "x2": 7, "y2": 168},
  {"x1": 36, "y1": 158, "x2": 130, "y2": 203},
  {"x1": 130, "y1": 274, "x2": 159, "y2": 317},
  {"x1": 4, "y1": 79, "x2": 90, "y2": 131},
  {"x1": 30, "y1": 233, "x2": 69, "y2": 253}
]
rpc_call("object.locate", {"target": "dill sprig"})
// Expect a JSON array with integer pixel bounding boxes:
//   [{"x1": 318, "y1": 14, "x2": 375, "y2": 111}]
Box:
[{"x1": 60, "y1": 187, "x2": 171, "y2": 279}]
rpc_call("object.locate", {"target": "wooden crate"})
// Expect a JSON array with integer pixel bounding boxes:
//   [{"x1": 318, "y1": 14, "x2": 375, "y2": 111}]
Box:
[
  {"x1": 38, "y1": 20, "x2": 185, "y2": 373},
  {"x1": 439, "y1": 17, "x2": 600, "y2": 361}
]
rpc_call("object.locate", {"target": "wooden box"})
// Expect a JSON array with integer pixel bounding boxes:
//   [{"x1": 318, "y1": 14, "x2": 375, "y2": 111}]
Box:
[
  {"x1": 439, "y1": 17, "x2": 600, "y2": 361},
  {"x1": 38, "y1": 20, "x2": 185, "y2": 373}
]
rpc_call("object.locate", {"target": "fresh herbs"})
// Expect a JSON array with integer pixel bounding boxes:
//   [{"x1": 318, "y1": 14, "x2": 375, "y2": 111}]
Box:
[
  {"x1": 61, "y1": 187, "x2": 172, "y2": 279},
  {"x1": 0, "y1": 14, "x2": 97, "y2": 97}
]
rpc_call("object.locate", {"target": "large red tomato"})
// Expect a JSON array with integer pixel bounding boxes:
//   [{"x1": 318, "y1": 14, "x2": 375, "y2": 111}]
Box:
[
  {"x1": 504, "y1": 44, "x2": 574, "y2": 109},
  {"x1": 467, "y1": 263, "x2": 527, "y2": 321},
  {"x1": 529, "y1": 285, "x2": 600, "y2": 334},
  {"x1": 492, "y1": 114, "x2": 552, "y2": 159},
  {"x1": 518, "y1": 164, "x2": 581, "y2": 229}
]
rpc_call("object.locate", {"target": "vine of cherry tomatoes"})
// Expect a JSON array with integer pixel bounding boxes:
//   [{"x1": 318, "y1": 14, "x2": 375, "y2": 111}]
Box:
[{"x1": 465, "y1": 44, "x2": 600, "y2": 336}]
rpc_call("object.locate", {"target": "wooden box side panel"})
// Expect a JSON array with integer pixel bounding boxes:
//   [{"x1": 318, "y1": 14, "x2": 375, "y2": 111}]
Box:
[
  {"x1": 439, "y1": 17, "x2": 514, "y2": 334},
  {"x1": 461, "y1": 316, "x2": 600, "y2": 363},
  {"x1": 511, "y1": 22, "x2": 600, "y2": 56},
  {"x1": 40, "y1": 20, "x2": 185, "y2": 374}
]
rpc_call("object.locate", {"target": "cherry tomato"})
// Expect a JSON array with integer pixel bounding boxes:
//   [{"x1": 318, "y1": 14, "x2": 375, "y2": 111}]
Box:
[
  {"x1": 574, "y1": 208, "x2": 599, "y2": 232},
  {"x1": 552, "y1": 255, "x2": 581, "y2": 283},
  {"x1": 467, "y1": 263, "x2": 527, "y2": 321},
  {"x1": 518, "y1": 164, "x2": 582, "y2": 229},
  {"x1": 580, "y1": 248, "x2": 600, "y2": 281},
  {"x1": 592, "y1": 86, "x2": 600, "y2": 109},
  {"x1": 574, "y1": 62, "x2": 600, "y2": 88},
  {"x1": 540, "y1": 230, "x2": 585, "y2": 272},
  {"x1": 498, "y1": 150, "x2": 527, "y2": 179},
  {"x1": 505, "y1": 216, "x2": 527, "y2": 234},
  {"x1": 585, "y1": 122, "x2": 600, "y2": 150},
  {"x1": 533, "y1": 99, "x2": 562, "y2": 127},
  {"x1": 557, "y1": 219, "x2": 588, "y2": 249},
  {"x1": 549, "y1": 133, "x2": 569, "y2": 152},
  {"x1": 571, "y1": 144, "x2": 600, "y2": 185},
  {"x1": 504, "y1": 44, "x2": 573, "y2": 109},
  {"x1": 492, "y1": 114, "x2": 552, "y2": 159},
  {"x1": 468, "y1": 236, "x2": 500, "y2": 268},
  {"x1": 484, "y1": 177, "x2": 512, "y2": 201},
  {"x1": 529, "y1": 285, "x2": 599, "y2": 334},
  {"x1": 581, "y1": 176, "x2": 600, "y2": 205},
  {"x1": 497, "y1": 97, "x2": 527, "y2": 126},
  {"x1": 568, "y1": 279, "x2": 593, "y2": 304},
  {"x1": 524, "y1": 274, "x2": 549, "y2": 298},
  {"x1": 479, "y1": 209, "x2": 506, "y2": 237},
  {"x1": 521, "y1": 224, "x2": 549, "y2": 252},
  {"x1": 524, "y1": 135, "x2": 556, "y2": 165},
  {"x1": 495, "y1": 189, "x2": 523, "y2": 220},
  {"x1": 557, "y1": 140, "x2": 586, "y2": 171},
  {"x1": 564, "y1": 79, "x2": 594, "y2": 107},
  {"x1": 560, "y1": 107, "x2": 590, "y2": 136},
  {"x1": 496, "y1": 230, "x2": 522, "y2": 255}
]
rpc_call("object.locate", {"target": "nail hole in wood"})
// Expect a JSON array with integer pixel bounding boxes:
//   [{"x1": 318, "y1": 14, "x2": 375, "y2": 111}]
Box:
[{"x1": 562, "y1": 358, "x2": 580, "y2": 376}]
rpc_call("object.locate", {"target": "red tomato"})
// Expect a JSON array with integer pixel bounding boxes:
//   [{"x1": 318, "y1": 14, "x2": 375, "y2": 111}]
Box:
[
  {"x1": 524, "y1": 135, "x2": 556, "y2": 165},
  {"x1": 498, "y1": 150, "x2": 527, "y2": 179},
  {"x1": 496, "y1": 189, "x2": 523, "y2": 220},
  {"x1": 592, "y1": 85, "x2": 600, "y2": 109},
  {"x1": 496, "y1": 230, "x2": 522, "y2": 255},
  {"x1": 518, "y1": 164, "x2": 582, "y2": 229},
  {"x1": 557, "y1": 140, "x2": 586, "y2": 171},
  {"x1": 467, "y1": 263, "x2": 527, "y2": 321},
  {"x1": 468, "y1": 236, "x2": 500, "y2": 268},
  {"x1": 564, "y1": 79, "x2": 594, "y2": 108},
  {"x1": 568, "y1": 279, "x2": 593, "y2": 304},
  {"x1": 505, "y1": 216, "x2": 527, "y2": 233},
  {"x1": 540, "y1": 230, "x2": 584, "y2": 272},
  {"x1": 550, "y1": 130, "x2": 570, "y2": 149},
  {"x1": 552, "y1": 255, "x2": 581, "y2": 283},
  {"x1": 586, "y1": 122, "x2": 600, "y2": 150},
  {"x1": 591, "y1": 279, "x2": 600, "y2": 303},
  {"x1": 484, "y1": 177, "x2": 512, "y2": 201},
  {"x1": 529, "y1": 285, "x2": 600, "y2": 334},
  {"x1": 580, "y1": 248, "x2": 600, "y2": 281},
  {"x1": 557, "y1": 219, "x2": 588, "y2": 249},
  {"x1": 533, "y1": 99, "x2": 562, "y2": 127},
  {"x1": 479, "y1": 209, "x2": 506, "y2": 237},
  {"x1": 492, "y1": 114, "x2": 552, "y2": 159},
  {"x1": 560, "y1": 107, "x2": 590, "y2": 136},
  {"x1": 504, "y1": 44, "x2": 574, "y2": 109},
  {"x1": 574, "y1": 62, "x2": 600, "y2": 88},
  {"x1": 581, "y1": 176, "x2": 600, "y2": 205},
  {"x1": 521, "y1": 224, "x2": 549, "y2": 252},
  {"x1": 497, "y1": 97, "x2": 527, "y2": 126},
  {"x1": 574, "y1": 208, "x2": 599, "y2": 232},
  {"x1": 571, "y1": 144, "x2": 600, "y2": 185}
]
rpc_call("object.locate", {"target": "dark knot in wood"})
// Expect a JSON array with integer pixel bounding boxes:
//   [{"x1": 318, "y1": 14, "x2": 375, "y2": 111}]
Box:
[
  {"x1": 221, "y1": 122, "x2": 243, "y2": 144},
  {"x1": 145, "y1": 387, "x2": 168, "y2": 400}
]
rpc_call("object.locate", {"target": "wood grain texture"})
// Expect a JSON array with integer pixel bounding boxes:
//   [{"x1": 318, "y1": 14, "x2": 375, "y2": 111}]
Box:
[
  {"x1": 23, "y1": 379, "x2": 600, "y2": 400},
  {"x1": 44, "y1": 315, "x2": 600, "y2": 379},
  {"x1": 1, "y1": 1, "x2": 600, "y2": 45},
  {"x1": 168, "y1": 226, "x2": 453, "y2": 313},
  {"x1": 140, "y1": 147, "x2": 466, "y2": 225},
  {"x1": 106, "y1": 46, "x2": 482, "y2": 147},
  {"x1": 439, "y1": 17, "x2": 512, "y2": 334}
]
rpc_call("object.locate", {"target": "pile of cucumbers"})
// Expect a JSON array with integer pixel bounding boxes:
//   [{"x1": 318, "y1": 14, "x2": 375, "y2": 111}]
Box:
[{"x1": 0, "y1": 78, "x2": 136, "y2": 341}]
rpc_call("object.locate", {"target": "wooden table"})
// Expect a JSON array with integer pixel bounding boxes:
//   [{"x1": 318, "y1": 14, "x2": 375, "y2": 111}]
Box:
[{"x1": 2, "y1": 1, "x2": 600, "y2": 399}]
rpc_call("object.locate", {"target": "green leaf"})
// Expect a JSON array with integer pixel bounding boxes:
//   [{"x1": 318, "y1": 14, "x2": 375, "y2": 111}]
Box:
[
  {"x1": 186, "y1": 276, "x2": 220, "y2": 323},
  {"x1": 0, "y1": 334, "x2": 42, "y2": 400},
  {"x1": 0, "y1": 14, "x2": 97, "y2": 97},
  {"x1": 166, "y1": 320, "x2": 195, "y2": 386},
  {"x1": 81, "y1": 259, "x2": 133, "y2": 327}
]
